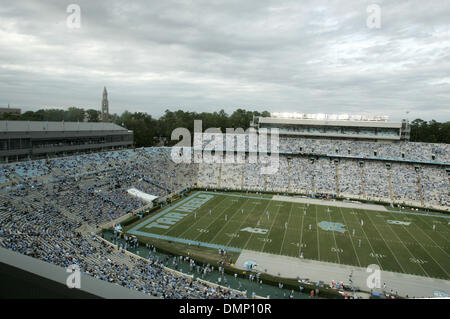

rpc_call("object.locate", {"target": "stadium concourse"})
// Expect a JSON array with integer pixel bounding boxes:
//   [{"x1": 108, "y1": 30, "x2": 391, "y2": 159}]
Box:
[{"x1": 0, "y1": 136, "x2": 449, "y2": 299}]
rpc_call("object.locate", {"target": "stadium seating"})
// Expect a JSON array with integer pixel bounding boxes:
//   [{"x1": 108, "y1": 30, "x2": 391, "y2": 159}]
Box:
[{"x1": 0, "y1": 139, "x2": 448, "y2": 299}]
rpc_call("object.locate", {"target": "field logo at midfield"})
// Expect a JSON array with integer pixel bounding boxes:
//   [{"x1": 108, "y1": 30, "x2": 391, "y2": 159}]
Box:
[
  {"x1": 240, "y1": 227, "x2": 268, "y2": 235},
  {"x1": 317, "y1": 221, "x2": 346, "y2": 233},
  {"x1": 387, "y1": 220, "x2": 411, "y2": 226},
  {"x1": 145, "y1": 193, "x2": 214, "y2": 230}
]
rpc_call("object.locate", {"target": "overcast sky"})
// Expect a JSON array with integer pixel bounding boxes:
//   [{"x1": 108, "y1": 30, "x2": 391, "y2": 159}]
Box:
[{"x1": 1, "y1": 0, "x2": 449, "y2": 121}]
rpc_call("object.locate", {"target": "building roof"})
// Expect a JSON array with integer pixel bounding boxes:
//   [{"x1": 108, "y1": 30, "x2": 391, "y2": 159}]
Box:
[
  {"x1": 0, "y1": 107, "x2": 21, "y2": 113},
  {"x1": 258, "y1": 117, "x2": 402, "y2": 128},
  {"x1": 0, "y1": 121, "x2": 128, "y2": 132}
]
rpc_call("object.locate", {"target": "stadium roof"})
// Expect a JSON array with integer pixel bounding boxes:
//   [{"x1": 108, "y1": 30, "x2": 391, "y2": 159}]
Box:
[
  {"x1": 270, "y1": 112, "x2": 390, "y2": 122},
  {"x1": 0, "y1": 120, "x2": 128, "y2": 132},
  {"x1": 258, "y1": 117, "x2": 402, "y2": 128}
]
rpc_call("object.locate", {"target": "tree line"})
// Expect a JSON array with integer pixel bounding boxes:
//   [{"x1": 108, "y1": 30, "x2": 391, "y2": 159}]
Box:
[
  {"x1": 409, "y1": 119, "x2": 450, "y2": 144},
  {"x1": 0, "y1": 107, "x2": 270, "y2": 147},
  {"x1": 0, "y1": 107, "x2": 448, "y2": 146}
]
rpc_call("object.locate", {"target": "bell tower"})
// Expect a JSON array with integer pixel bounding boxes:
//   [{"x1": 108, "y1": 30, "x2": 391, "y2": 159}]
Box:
[{"x1": 101, "y1": 87, "x2": 109, "y2": 121}]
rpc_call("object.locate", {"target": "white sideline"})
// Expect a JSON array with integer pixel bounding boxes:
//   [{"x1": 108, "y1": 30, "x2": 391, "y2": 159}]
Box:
[
  {"x1": 272, "y1": 195, "x2": 388, "y2": 212},
  {"x1": 235, "y1": 249, "x2": 450, "y2": 298}
]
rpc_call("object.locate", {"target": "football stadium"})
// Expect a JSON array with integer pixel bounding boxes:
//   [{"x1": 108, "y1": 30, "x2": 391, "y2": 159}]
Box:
[
  {"x1": 1, "y1": 1, "x2": 450, "y2": 306},
  {"x1": 0, "y1": 113, "x2": 449, "y2": 300}
]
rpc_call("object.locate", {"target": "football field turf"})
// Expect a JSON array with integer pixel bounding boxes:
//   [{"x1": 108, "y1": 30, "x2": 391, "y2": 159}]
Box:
[{"x1": 127, "y1": 191, "x2": 450, "y2": 280}]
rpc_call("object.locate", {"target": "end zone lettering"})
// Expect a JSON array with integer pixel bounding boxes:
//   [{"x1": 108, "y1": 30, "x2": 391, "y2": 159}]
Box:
[
  {"x1": 224, "y1": 303, "x2": 271, "y2": 314},
  {"x1": 146, "y1": 194, "x2": 213, "y2": 230}
]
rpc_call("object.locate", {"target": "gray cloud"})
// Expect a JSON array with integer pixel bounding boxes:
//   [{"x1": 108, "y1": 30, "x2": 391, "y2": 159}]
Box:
[{"x1": 0, "y1": 0, "x2": 449, "y2": 121}]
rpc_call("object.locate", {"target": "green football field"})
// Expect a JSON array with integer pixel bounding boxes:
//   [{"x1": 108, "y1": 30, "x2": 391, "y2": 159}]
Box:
[{"x1": 127, "y1": 191, "x2": 450, "y2": 280}]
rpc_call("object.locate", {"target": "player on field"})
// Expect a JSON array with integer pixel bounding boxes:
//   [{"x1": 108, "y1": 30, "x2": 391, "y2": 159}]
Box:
[
  {"x1": 241, "y1": 208, "x2": 243, "y2": 214},
  {"x1": 352, "y1": 229, "x2": 355, "y2": 236},
  {"x1": 225, "y1": 214, "x2": 228, "y2": 221},
  {"x1": 361, "y1": 219, "x2": 364, "y2": 226},
  {"x1": 309, "y1": 224, "x2": 312, "y2": 231},
  {"x1": 432, "y1": 224, "x2": 436, "y2": 231},
  {"x1": 285, "y1": 222, "x2": 288, "y2": 229},
  {"x1": 257, "y1": 219, "x2": 261, "y2": 226}
]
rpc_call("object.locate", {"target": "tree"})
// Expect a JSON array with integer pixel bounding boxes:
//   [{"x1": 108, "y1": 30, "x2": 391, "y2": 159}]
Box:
[
  {"x1": 8, "y1": 106, "x2": 447, "y2": 145},
  {"x1": 64, "y1": 107, "x2": 85, "y2": 122},
  {"x1": 85, "y1": 109, "x2": 100, "y2": 122},
  {"x1": 409, "y1": 118, "x2": 450, "y2": 143}
]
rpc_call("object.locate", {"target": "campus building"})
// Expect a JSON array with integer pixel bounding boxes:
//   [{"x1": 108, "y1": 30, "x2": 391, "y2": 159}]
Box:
[
  {"x1": 0, "y1": 107, "x2": 21, "y2": 115},
  {"x1": 0, "y1": 120, "x2": 133, "y2": 163}
]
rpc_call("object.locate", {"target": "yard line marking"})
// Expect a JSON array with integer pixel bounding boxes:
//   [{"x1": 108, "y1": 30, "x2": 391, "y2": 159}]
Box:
[
  {"x1": 298, "y1": 206, "x2": 305, "y2": 258},
  {"x1": 260, "y1": 201, "x2": 284, "y2": 252},
  {"x1": 412, "y1": 223, "x2": 450, "y2": 258},
  {"x1": 364, "y1": 210, "x2": 406, "y2": 273},
  {"x1": 415, "y1": 214, "x2": 450, "y2": 245},
  {"x1": 128, "y1": 190, "x2": 449, "y2": 280},
  {"x1": 224, "y1": 197, "x2": 261, "y2": 247},
  {"x1": 349, "y1": 209, "x2": 383, "y2": 270},
  {"x1": 379, "y1": 211, "x2": 430, "y2": 277},
  {"x1": 154, "y1": 191, "x2": 223, "y2": 236},
  {"x1": 175, "y1": 195, "x2": 229, "y2": 239},
  {"x1": 208, "y1": 198, "x2": 251, "y2": 244},
  {"x1": 193, "y1": 197, "x2": 248, "y2": 243},
  {"x1": 385, "y1": 210, "x2": 449, "y2": 278},
  {"x1": 314, "y1": 205, "x2": 321, "y2": 261},
  {"x1": 326, "y1": 205, "x2": 341, "y2": 264},
  {"x1": 279, "y1": 202, "x2": 294, "y2": 255},
  {"x1": 241, "y1": 200, "x2": 274, "y2": 251},
  {"x1": 337, "y1": 206, "x2": 361, "y2": 267}
]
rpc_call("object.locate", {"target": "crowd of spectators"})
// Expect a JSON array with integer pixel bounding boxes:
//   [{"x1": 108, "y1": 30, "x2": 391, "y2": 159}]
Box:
[
  {"x1": 279, "y1": 137, "x2": 450, "y2": 163},
  {"x1": 0, "y1": 147, "x2": 242, "y2": 299},
  {"x1": 199, "y1": 133, "x2": 450, "y2": 163},
  {"x1": 198, "y1": 152, "x2": 449, "y2": 210},
  {"x1": 0, "y1": 139, "x2": 448, "y2": 299}
]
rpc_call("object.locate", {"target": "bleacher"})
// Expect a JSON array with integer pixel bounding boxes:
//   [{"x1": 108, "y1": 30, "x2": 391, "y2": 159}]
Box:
[{"x1": 0, "y1": 139, "x2": 448, "y2": 300}]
